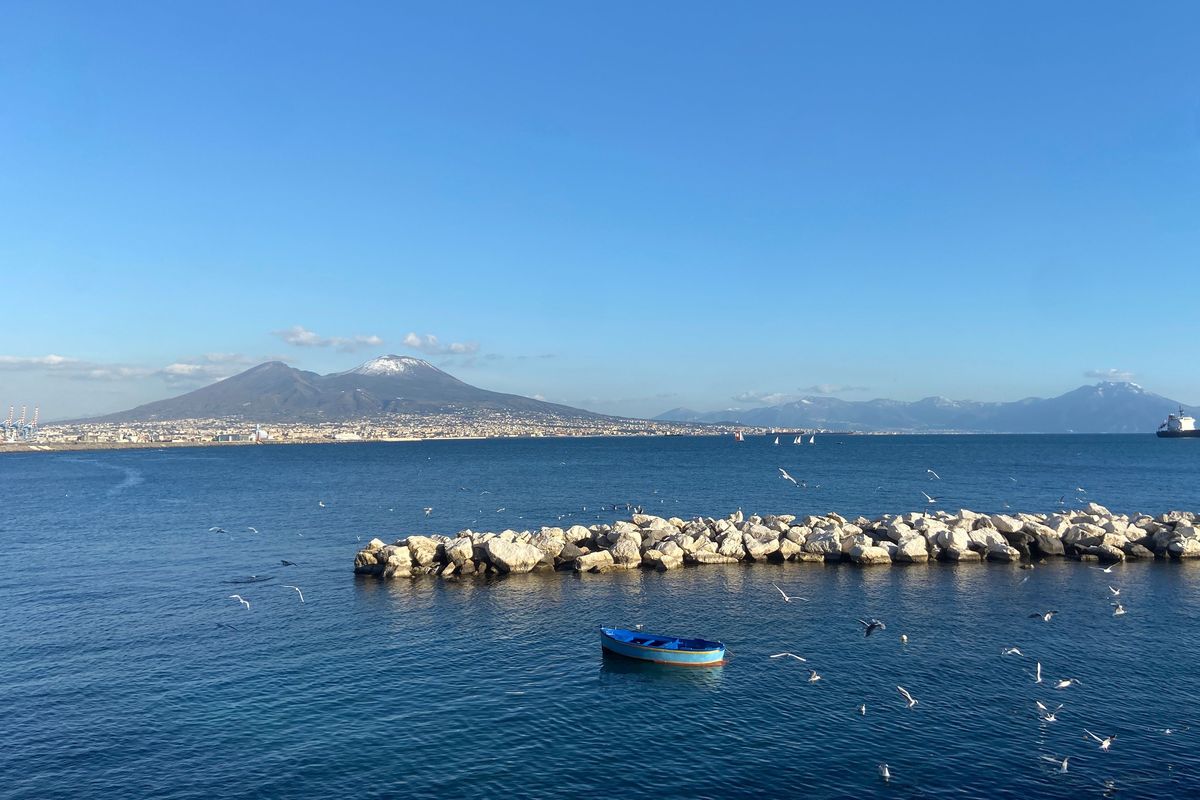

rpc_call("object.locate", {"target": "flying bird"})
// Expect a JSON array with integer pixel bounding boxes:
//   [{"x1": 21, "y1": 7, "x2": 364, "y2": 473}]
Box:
[
  {"x1": 878, "y1": 763, "x2": 890, "y2": 783},
  {"x1": 1035, "y1": 661, "x2": 1043, "y2": 684},
  {"x1": 897, "y1": 685, "x2": 918, "y2": 708},
  {"x1": 778, "y1": 468, "x2": 799, "y2": 486},
  {"x1": 317, "y1": 500, "x2": 325, "y2": 508},
  {"x1": 808, "y1": 670, "x2": 822, "y2": 683},
  {"x1": 208, "y1": 526, "x2": 227, "y2": 533},
  {"x1": 1029, "y1": 610, "x2": 1058, "y2": 622},
  {"x1": 926, "y1": 469, "x2": 941, "y2": 480},
  {"x1": 281, "y1": 560, "x2": 298, "y2": 567},
  {"x1": 858, "y1": 618, "x2": 887, "y2": 637},
  {"x1": 921, "y1": 491, "x2": 937, "y2": 504},
  {"x1": 1093, "y1": 564, "x2": 1120, "y2": 574},
  {"x1": 423, "y1": 507, "x2": 433, "y2": 516},
  {"x1": 1076, "y1": 487, "x2": 1087, "y2": 493},
  {"x1": 228, "y1": 594, "x2": 250, "y2": 610},
  {"x1": 246, "y1": 527, "x2": 258, "y2": 534},
  {"x1": 282, "y1": 585, "x2": 305, "y2": 603},
  {"x1": 1055, "y1": 678, "x2": 1080, "y2": 690},
  {"x1": 1002, "y1": 647, "x2": 1023, "y2": 656},
  {"x1": 772, "y1": 583, "x2": 808, "y2": 603},
  {"x1": 769, "y1": 652, "x2": 807, "y2": 662},
  {"x1": 1112, "y1": 603, "x2": 1126, "y2": 616},
  {"x1": 1041, "y1": 755, "x2": 1069, "y2": 773},
  {"x1": 1084, "y1": 729, "x2": 1116, "y2": 751},
  {"x1": 859, "y1": 704, "x2": 867, "y2": 716},
  {"x1": 1108, "y1": 585, "x2": 1121, "y2": 596}
]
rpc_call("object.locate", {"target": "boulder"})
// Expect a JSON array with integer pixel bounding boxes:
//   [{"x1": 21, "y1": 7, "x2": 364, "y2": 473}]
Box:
[
  {"x1": 942, "y1": 546, "x2": 982, "y2": 563},
  {"x1": 643, "y1": 549, "x2": 684, "y2": 571},
  {"x1": 743, "y1": 533, "x2": 780, "y2": 561},
  {"x1": 483, "y1": 539, "x2": 543, "y2": 574},
  {"x1": 778, "y1": 537, "x2": 804, "y2": 561},
  {"x1": 1122, "y1": 542, "x2": 1155, "y2": 560},
  {"x1": 717, "y1": 533, "x2": 746, "y2": 559},
  {"x1": 405, "y1": 535, "x2": 441, "y2": 567},
  {"x1": 989, "y1": 514, "x2": 1025, "y2": 534},
  {"x1": 445, "y1": 537, "x2": 474, "y2": 566},
  {"x1": 803, "y1": 529, "x2": 841, "y2": 555},
  {"x1": 610, "y1": 536, "x2": 643, "y2": 567},
  {"x1": 574, "y1": 550, "x2": 615, "y2": 572},
  {"x1": 986, "y1": 543, "x2": 1021, "y2": 563},
  {"x1": 894, "y1": 537, "x2": 930, "y2": 563},
  {"x1": 1168, "y1": 537, "x2": 1200, "y2": 559},
  {"x1": 382, "y1": 546, "x2": 412, "y2": 579},
  {"x1": 354, "y1": 549, "x2": 382, "y2": 575},
  {"x1": 849, "y1": 544, "x2": 892, "y2": 565},
  {"x1": 659, "y1": 540, "x2": 684, "y2": 558}
]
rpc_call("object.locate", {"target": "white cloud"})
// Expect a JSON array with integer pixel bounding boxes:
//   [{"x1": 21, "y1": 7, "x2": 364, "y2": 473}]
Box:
[
  {"x1": 804, "y1": 384, "x2": 871, "y2": 394},
  {"x1": 403, "y1": 332, "x2": 479, "y2": 356},
  {"x1": 1084, "y1": 368, "x2": 1134, "y2": 382},
  {"x1": 273, "y1": 325, "x2": 383, "y2": 352},
  {"x1": 731, "y1": 390, "x2": 794, "y2": 406},
  {"x1": 0, "y1": 354, "x2": 81, "y2": 369}
]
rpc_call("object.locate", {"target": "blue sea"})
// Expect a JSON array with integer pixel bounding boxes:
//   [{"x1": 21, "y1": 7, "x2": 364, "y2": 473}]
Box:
[{"x1": 3, "y1": 434, "x2": 1200, "y2": 799}]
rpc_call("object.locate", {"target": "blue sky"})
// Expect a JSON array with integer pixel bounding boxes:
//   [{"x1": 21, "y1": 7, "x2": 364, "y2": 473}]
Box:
[{"x1": 1, "y1": 1, "x2": 1197, "y2": 420}]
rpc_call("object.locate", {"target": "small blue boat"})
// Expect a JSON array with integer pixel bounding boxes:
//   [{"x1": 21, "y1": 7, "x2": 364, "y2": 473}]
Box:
[{"x1": 599, "y1": 627, "x2": 726, "y2": 666}]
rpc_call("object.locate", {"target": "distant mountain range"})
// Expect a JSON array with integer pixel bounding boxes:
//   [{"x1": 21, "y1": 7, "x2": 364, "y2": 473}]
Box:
[
  {"x1": 87, "y1": 355, "x2": 604, "y2": 423},
  {"x1": 656, "y1": 382, "x2": 1194, "y2": 434}
]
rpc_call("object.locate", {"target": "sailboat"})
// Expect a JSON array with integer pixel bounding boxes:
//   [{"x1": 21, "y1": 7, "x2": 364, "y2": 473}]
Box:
[
  {"x1": 773, "y1": 436, "x2": 780, "y2": 446},
  {"x1": 793, "y1": 435, "x2": 802, "y2": 445},
  {"x1": 809, "y1": 434, "x2": 815, "y2": 444},
  {"x1": 733, "y1": 431, "x2": 745, "y2": 442}
]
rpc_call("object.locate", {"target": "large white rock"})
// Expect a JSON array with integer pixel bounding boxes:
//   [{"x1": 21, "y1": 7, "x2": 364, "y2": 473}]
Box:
[
  {"x1": 717, "y1": 532, "x2": 746, "y2": 559},
  {"x1": 404, "y1": 535, "x2": 441, "y2": 567},
  {"x1": 686, "y1": 551, "x2": 740, "y2": 565},
  {"x1": 610, "y1": 536, "x2": 643, "y2": 566},
  {"x1": 778, "y1": 537, "x2": 804, "y2": 561},
  {"x1": 803, "y1": 529, "x2": 842, "y2": 555},
  {"x1": 849, "y1": 544, "x2": 892, "y2": 565},
  {"x1": 444, "y1": 537, "x2": 474, "y2": 566},
  {"x1": 986, "y1": 543, "x2": 1021, "y2": 562},
  {"x1": 743, "y1": 533, "x2": 780, "y2": 561},
  {"x1": 574, "y1": 550, "x2": 615, "y2": 572},
  {"x1": 989, "y1": 514, "x2": 1024, "y2": 534},
  {"x1": 894, "y1": 537, "x2": 930, "y2": 563},
  {"x1": 483, "y1": 539, "x2": 543, "y2": 574}
]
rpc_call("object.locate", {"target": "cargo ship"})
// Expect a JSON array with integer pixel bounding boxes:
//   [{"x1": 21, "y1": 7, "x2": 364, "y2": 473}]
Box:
[{"x1": 1157, "y1": 407, "x2": 1200, "y2": 438}]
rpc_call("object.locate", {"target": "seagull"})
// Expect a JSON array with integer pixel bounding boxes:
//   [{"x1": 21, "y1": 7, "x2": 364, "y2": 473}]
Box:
[
  {"x1": 900, "y1": 634, "x2": 908, "y2": 644},
  {"x1": 1035, "y1": 662, "x2": 1043, "y2": 684},
  {"x1": 246, "y1": 527, "x2": 258, "y2": 534},
  {"x1": 859, "y1": 704, "x2": 867, "y2": 716},
  {"x1": 1159, "y1": 726, "x2": 1190, "y2": 735},
  {"x1": 778, "y1": 468, "x2": 799, "y2": 486},
  {"x1": 1036, "y1": 701, "x2": 1064, "y2": 722},
  {"x1": 770, "y1": 652, "x2": 807, "y2": 662},
  {"x1": 208, "y1": 526, "x2": 227, "y2": 533},
  {"x1": 1093, "y1": 564, "x2": 1120, "y2": 574},
  {"x1": 1076, "y1": 487, "x2": 1087, "y2": 493},
  {"x1": 1029, "y1": 610, "x2": 1059, "y2": 622},
  {"x1": 858, "y1": 618, "x2": 887, "y2": 637},
  {"x1": 281, "y1": 560, "x2": 298, "y2": 567},
  {"x1": 808, "y1": 670, "x2": 822, "y2": 683},
  {"x1": 282, "y1": 584, "x2": 305, "y2": 603},
  {"x1": 1041, "y1": 755, "x2": 1069, "y2": 773},
  {"x1": 878, "y1": 763, "x2": 890, "y2": 783},
  {"x1": 772, "y1": 583, "x2": 808, "y2": 603},
  {"x1": 1002, "y1": 647, "x2": 1024, "y2": 656},
  {"x1": 897, "y1": 685, "x2": 918, "y2": 708},
  {"x1": 1009, "y1": 476, "x2": 1018, "y2": 482},
  {"x1": 926, "y1": 469, "x2": 941, "y2": 480},
  {"x1": 423, "y1": 507, "x2": 433, "y2": 516},
  {"x1": 1058, "y1": 495, "x2": 1066, "y2": 505},
  {"x1": 317, "y1": 500, "x2": 325, "y2": 508},
  {"x1": 1111, "y1": 603, "x2": 1126, "y2": 616},
  {"x1": 1085, "y1": 729, "x2": 1116, "y2": 751},
  {"x1": 228, "y1": 594, "x2": 250, "y2": 610},
  {"x1": 1108, "y1": 586, "x2": 1121, "y2": 596},
  {"x1": 921, "y1": 491, "x2": 937, "y2": 504},
  {"x1": 1055, "y1": 678, "x2": 1080, "y2": 690}
]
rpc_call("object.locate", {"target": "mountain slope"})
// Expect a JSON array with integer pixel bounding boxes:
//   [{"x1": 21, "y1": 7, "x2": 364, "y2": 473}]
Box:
[
  {"x1": 90, "y1": 355, "x2": 603, "y2": 422},
  {"x1": 655, "y1": 382, "x2": 1193, "y2": 433}
]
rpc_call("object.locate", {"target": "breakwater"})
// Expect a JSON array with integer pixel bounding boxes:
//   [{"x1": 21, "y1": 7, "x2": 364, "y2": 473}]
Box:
[{"x1": 353, "y1": 504, "x2": 1200, "y2": 578}]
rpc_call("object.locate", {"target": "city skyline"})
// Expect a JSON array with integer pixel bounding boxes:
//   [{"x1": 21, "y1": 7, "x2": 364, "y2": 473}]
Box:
[{"x1": 3, "y1": 3, "x2": 1198, "y2": 418}]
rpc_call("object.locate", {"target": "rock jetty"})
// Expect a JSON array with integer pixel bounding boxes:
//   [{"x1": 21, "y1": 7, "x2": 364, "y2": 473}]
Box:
[{"x1": 353, "y1": 505, "x2": 1200, "y2": 579}]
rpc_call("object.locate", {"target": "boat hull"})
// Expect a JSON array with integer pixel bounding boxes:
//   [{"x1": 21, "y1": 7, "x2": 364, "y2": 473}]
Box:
[
  {"x1": 599, "y1": 628, "x2": 726, "y2": 666},
  {"x1": 1157, "y1": 430, "x2": 1200, "y2": 438}
]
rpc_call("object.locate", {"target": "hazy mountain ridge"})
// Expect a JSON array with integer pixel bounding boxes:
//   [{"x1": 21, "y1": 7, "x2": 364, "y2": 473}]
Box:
[
  {"x1": 655, "y1": 382, "x2": 1194, "y2": 433},
  {"x1": 87, "y1": 355, "x2": 606, "y2": 422}
]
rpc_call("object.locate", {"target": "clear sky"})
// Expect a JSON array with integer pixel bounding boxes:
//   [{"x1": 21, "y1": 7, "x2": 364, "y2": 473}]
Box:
[{"x1": 2, "y1": 1, "x2": 1197, "y2": 420}]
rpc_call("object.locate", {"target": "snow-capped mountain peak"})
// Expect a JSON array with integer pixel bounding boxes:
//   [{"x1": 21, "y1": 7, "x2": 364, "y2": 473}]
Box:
[{"x1": 349, "y1": 355, "x2": 434, "y2": 376}]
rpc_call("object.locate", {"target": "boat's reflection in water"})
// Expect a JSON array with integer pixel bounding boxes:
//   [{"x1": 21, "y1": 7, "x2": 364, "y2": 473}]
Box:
[{"x1": 598, "y1": 651, "x2": 724, "y2": 689}]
